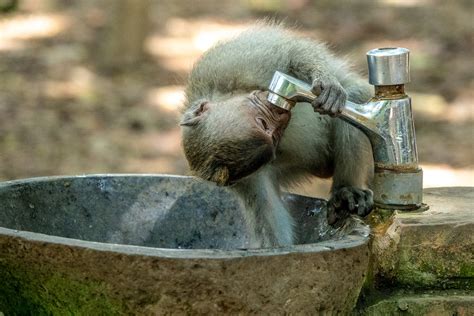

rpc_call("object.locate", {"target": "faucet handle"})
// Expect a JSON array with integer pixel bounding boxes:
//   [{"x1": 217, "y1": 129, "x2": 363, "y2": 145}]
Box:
[
  {"x1": 267, "y1": 71, "x2": 316, "y2": 110},
  {"x1": 367, "y1": 47, "x2": 410, "y2": 86}
]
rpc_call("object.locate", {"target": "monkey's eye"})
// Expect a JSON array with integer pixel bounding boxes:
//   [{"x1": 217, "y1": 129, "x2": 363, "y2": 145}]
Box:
[
  {"x1": 180, "y1": 101, "x2": 209, "y2": 127},
  {"x1": 194, "y1": 101, "x2": 209, "y2": 116},
  {"x1": 256, "y1": 117, "x2": 270, "y2": 133}
]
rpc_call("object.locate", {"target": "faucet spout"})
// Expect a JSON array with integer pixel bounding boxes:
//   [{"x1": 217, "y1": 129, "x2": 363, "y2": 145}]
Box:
[
  {"x1": 267, "y1": 71, "x2": 378, "y2": 133},
  {"x1": 266, "y1": 47, "x2": 424, "y2": 210},
  {"x1": 267, "y1": 71, "x2": 417, "y2": 167}
]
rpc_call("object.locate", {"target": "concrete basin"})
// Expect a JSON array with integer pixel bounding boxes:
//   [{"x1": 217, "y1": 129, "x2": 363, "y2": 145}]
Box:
[{"x1": 0, "y1": 174, "x2": 370, "y2": 314}]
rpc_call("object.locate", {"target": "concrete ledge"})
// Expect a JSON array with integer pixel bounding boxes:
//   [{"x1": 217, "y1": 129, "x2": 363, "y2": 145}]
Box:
[{"x1": 372, "y1": 187, "x2": 474, "y2": 289}]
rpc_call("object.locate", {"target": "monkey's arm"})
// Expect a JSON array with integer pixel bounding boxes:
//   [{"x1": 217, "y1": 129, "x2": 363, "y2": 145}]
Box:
[{"x1": 326, "y1": 118, "x2": 374, "y2": 224}]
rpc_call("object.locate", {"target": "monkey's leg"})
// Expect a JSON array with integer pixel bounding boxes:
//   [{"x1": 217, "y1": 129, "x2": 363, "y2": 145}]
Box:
[{"x1": 232, "y1": 171, "x2": 295, "y2": 248}]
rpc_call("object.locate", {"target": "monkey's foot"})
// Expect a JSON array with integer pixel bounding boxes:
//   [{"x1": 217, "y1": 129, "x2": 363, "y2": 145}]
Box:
[{"x1": 327, "y1": 187, "x2": 373, "y2": 225}]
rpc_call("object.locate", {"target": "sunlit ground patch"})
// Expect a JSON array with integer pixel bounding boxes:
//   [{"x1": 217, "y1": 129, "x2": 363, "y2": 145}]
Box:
[
  {"x1": 0, "y1": 13, "x2": 70, "y2": 51},
  {"x1": 146, "y1": 18, "x2": 247, "y2": 72}
]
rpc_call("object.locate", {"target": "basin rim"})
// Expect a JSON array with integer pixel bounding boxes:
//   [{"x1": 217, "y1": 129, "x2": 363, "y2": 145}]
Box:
[{"x1": 0, "y1": 173, "x2": 370, "y2": 259}]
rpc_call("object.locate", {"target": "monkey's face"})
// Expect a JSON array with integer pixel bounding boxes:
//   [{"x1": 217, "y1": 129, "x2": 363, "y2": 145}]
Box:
[{"x1": 181, "y1": 90, "x2": 290, "y2": 186}]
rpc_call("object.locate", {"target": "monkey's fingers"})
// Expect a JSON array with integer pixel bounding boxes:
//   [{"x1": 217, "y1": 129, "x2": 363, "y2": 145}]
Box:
[
  {"x1": 347, "y1": 188, "x2": 373, "y2": 217},
  {"x1": 327, "y1": 205, "x2": 337, "y2": 225},
  {"x1": 356, "y1": 193, "x2": 368, "y2": 216},
  {"x1": 332, "y1": 89, "x2": 347, "y2": 115},
  {"x1": 311, "y1": 80, "x2": 323, "y2": 96},
  {"x1": 358, "y1": 189, "x2": 374, "y2": 217},
  {"x1": 311, "y1": 81, "x2": 347, "y2": 116},
  {"x1": 320, "y1": 88, "x2": 334, "y2": 112},
  {"x1": 339, "y1": 187, "x2": 356, "y2": 210},
  {"x1": 327, "y1": 202, "x2": 348, "y2": 226},
  {"x1": 328, "y1": 186, "x2": 374, "y2": 223},
  {"x1": 324, "y1": 87, "x2": 342, "y2": 115},
  {"x1": 312, "y1": 86, "x2": 330, "y2": 110}
]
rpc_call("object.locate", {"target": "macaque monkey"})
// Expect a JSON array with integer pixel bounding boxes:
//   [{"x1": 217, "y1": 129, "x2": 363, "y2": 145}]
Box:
[{"x1": 181, "y1": 24, "x2": 374, "y2": 248}]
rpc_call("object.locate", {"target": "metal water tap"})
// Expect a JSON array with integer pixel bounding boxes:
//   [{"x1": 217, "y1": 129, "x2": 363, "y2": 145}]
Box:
[{"x1": 267, "y1": 48, "x2": 424, "y2": 210}]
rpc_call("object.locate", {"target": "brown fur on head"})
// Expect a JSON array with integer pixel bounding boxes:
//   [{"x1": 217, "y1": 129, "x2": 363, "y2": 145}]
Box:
[{"x1": 181, "y1": 91, "x2": 289, "y2": 186}]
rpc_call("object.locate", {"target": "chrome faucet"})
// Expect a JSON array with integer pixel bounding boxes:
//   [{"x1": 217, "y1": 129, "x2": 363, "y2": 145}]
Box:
[{"x1": 267, "y1": 48, "x2": 423, "y2": 210}]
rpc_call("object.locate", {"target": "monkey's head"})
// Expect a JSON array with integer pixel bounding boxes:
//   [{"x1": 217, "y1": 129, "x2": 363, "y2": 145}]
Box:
[{"x1": 181, "y1": 90, "x2": 290, "y2": 186}]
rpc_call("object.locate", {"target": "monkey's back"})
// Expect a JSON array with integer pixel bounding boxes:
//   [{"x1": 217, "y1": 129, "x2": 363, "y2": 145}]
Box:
[{"x1": 185, "y1": 24, "x2": 350, "y2": 101}]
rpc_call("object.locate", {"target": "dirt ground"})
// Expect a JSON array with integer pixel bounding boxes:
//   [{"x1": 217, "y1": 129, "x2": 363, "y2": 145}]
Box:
[{"x1": 0, "y1": 0, "x2": 472, "y2": 197}]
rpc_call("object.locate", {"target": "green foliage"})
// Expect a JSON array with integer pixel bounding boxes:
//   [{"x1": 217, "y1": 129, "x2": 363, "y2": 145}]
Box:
[{"x1": 0, "y1": 0, "x2": 18, "y2": 13}]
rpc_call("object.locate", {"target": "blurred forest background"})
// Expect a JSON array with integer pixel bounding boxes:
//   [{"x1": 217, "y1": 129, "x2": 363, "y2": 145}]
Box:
[{"x1": 0, "y1": 0, "x2": 472, "y2": 197}]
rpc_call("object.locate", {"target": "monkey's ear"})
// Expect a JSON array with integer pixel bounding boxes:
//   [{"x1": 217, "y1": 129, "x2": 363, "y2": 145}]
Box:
[
  {"x1": 210, "y1": 166, "x2": 230, "y2": 186},
  {"x1": 180, "y1": 101, "x2": 209, "y2": 126}
]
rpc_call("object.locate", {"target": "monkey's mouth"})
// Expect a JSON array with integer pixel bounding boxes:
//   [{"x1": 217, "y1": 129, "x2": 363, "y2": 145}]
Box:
[
  {"x1": 271, "y1": 129, "x2": 283, "y2": 147},
  {"x1": 217, "y1": 140, "x2": 275, "y2": 187}
]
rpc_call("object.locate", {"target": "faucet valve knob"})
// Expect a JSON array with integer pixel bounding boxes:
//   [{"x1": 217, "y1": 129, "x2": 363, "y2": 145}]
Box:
[{"x1": 367, "y1": 47, "x2": 410, "y2": 86}]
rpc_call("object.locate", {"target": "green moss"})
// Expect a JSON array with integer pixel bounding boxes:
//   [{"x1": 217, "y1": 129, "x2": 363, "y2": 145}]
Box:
[
  {"x1": 366, "y1": 208, "x2": 395, "y2": 228},
  {"x1": 361, "y1": 292, "x2": 474, "y2": 316},
  {"x1": 397, "y1": 264, "x2": 438, "y2": 287},
  {"x1": 0, "y1": 261, "x2": 124, "y2": 315},
  {"x1": 460, "y1": 264, "x2": 474, "y2": 278},
  {"x1": 395, "y1": 248, "x2": 474, "y2": 289},
  {"x1": 395, "y1": 244, "x2": 442, "y2": 288}
]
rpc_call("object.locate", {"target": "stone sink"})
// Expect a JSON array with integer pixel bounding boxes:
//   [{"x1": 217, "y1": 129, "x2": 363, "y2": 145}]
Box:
[{"x1": 0, "y1": 174, "x2": 370, "y2": 314}]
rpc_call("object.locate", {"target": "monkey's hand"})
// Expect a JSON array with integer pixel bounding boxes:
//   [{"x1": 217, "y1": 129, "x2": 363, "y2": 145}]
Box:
[
  {"x1": 311, "y1": 78, "x2": 347, "y2": 116},
  {"x1": 326, "y1": 186, "x2": 373, "y2": 225}
]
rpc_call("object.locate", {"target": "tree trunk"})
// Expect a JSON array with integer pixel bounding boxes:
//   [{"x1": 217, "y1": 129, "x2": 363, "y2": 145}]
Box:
[{"x1": 97, "y1": 0, "x2": 151, "y2": 71}]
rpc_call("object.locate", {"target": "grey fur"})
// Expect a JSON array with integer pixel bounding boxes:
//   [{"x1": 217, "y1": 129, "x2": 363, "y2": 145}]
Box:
[{"x1": 182, "y1": 24, "x2": 373, "y2": 248}]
